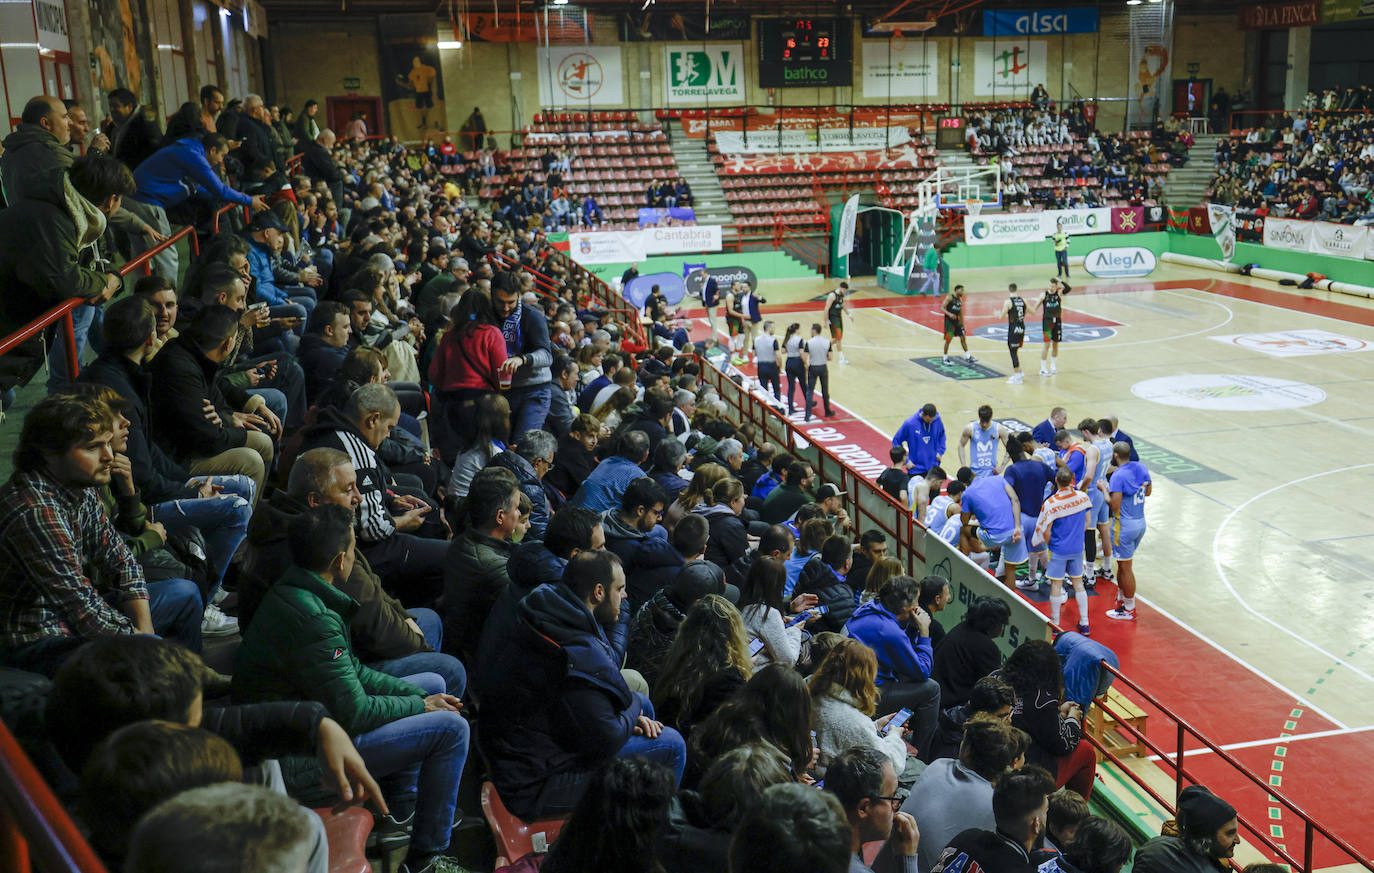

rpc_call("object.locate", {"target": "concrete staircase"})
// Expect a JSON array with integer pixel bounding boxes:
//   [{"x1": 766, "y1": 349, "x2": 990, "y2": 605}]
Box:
[
  {"x1": 669, "y1": 138, "x2": 734, "y2": 236},
  {"x1": 1161, "y1": 133, "x2": 1221, "y2": 209}
]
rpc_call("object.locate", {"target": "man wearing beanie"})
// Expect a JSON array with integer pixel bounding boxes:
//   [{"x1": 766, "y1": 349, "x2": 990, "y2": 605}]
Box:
[{"x1": 1134, "y1": 785, "x2": 1240, "y2": 873}]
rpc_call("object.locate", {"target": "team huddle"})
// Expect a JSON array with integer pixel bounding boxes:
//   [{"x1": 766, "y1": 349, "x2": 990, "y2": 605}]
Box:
[{"x1": 887, "y1": 405, "x2": 1150, "y2": 634}]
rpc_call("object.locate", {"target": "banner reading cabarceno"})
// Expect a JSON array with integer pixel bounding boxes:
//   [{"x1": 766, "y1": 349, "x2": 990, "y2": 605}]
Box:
[
  {"x1": 569, "y1": 226, "x2": 724, "y2": 265},
  {"x1": 964, "y1": 208, "x2": 1112, "y2": 246},
  {"x1": 664, "y1": 45, "x2": 745, "y2": 103}
]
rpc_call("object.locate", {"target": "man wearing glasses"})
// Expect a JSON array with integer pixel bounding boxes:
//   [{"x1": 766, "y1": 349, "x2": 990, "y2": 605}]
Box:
[
  {"x1": 824, "y1": 747, "x2": 919, "y2": 873},
  {"x1": 601, "y1": 477, "x2": 680, "y2": 610}
]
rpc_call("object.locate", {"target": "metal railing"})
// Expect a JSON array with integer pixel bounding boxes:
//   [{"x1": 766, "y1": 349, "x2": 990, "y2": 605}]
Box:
[
  {"x1": 0, "y1": 715, "x2": 107, "y2": 873},
  {"x1": 1086, "y1": 662, "x2": 1373, "y2": 873}
]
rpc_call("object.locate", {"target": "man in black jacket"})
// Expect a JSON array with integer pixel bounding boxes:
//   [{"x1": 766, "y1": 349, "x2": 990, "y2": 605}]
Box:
[
  {"x1": 107, "y1": 88, "x2": 162, "y2": 171},
  {"x1": 931, "y1": 768, "x2": 1054, "y2": 873},
  {"x1": 297, "y1": 301, "x2": 353, "y2": 405},
  {"x1": 300, "y1": 128, "x2": 344, "y2": 207},
  {"x1": 0, "y1": 151, "x2": 126, "y2": 392},
  {"x1": 149, "y1": 305, "x2": 278, "y2": 499},
  {"x1": 232, "y1": 95, "x2": 278, "y2": 175}
]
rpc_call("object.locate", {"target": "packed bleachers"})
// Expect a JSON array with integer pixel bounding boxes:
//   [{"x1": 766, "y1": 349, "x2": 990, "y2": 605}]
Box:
[{"x1": 1207, "y1": 98, "x2": 1374, "y2": 223}]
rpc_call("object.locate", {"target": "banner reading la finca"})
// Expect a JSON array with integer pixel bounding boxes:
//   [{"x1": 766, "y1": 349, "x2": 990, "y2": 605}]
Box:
[{"x1": 537, "y1": 45, "x2": 625, "y2": 107}]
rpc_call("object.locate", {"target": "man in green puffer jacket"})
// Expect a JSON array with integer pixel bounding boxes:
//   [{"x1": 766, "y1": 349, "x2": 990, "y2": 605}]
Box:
[{"x1": 233, "y1": 504, "x2": 470, "y2": 873}]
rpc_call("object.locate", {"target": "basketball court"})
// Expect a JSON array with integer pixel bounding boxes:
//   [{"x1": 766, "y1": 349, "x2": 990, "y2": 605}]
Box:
[{"x1": 685, "y1": 258, "x2": 1374, "y2": 867}]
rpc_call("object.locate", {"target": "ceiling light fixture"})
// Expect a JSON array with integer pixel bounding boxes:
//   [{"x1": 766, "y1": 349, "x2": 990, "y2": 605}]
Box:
[
  {"x1": 1126, "y1": 0, "x2": 1142, "y2": 5},
  {"x1": 439, "y1": 40, "x2": 463, "y2": 48},
  {"x1": 552, "y1": 0, "x2": 569, "y2": 5}
]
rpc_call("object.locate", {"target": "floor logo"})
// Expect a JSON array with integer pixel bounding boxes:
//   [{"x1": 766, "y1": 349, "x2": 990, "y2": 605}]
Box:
[
  {"x1": 911, "y1": 356, "x2": 1005, "y2": 380},
  {"x1": 972, "y1": 322, "x2": 1118, "y2": 343},
  {"x1": 1209, "y1": 329, "x2": 1370, "y2": 358},
  {"x1": 1131, "y1": 374, "x2": 1326, "y2": 411}
]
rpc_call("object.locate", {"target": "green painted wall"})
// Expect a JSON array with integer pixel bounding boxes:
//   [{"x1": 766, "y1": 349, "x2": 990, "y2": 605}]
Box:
[{"x1": 584, "y1": 252, "x2": 820, "y2": 284}]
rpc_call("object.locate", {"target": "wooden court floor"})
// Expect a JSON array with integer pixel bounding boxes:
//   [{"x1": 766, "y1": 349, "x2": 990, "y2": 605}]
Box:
[{"x1": 709, "y1": 263, "x2": 1374, "y2": 865}]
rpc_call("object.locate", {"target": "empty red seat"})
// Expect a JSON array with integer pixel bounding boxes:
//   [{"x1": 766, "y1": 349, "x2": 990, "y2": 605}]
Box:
[
  {"x1": 312, "y1": 807, "x2": 372, "y2": 873},
  {"x1": 482, "y1": 783, "x2": 568, "y2": 868}
]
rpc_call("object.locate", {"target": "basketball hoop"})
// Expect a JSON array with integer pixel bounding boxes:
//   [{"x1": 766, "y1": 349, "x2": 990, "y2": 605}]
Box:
[{"x1": 964, "y1": 199, "x2": 983, "y2": 220}]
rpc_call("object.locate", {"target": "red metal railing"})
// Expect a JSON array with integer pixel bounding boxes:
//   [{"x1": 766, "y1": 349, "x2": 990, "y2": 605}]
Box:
[
  {"x1": 1085, "y1": 662, "x2": 1373, "y2": 873},
  {"x1": 0, "y1": 716, "x2": 107, "y2": 873}
]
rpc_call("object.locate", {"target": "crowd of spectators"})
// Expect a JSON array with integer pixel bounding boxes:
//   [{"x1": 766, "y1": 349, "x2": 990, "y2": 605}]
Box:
[
  {"x1": 966, "y1": 103, "x2": 1180, "y2": 208},
  {"x1": 1207, "y1": 98, "x2": 1374, "y2": 224},
  {"x1": 0, "y1": 83, "x2": 1262, "y2": 873}
]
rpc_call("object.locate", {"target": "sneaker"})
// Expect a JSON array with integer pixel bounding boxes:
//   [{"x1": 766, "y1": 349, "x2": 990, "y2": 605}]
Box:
[
  {"x1": 1015, "y1": 576, "x2": 1040, "y2": 590},
  {"x1": 1083, "y1": 576, "x2": 1096, "y2": 591},
  {"x1": 1105, "y1": 607, "x2": 1137, "y2": 621},
  {"x1": 731, "y1": 355, "x2": 747, "y2": 365},
  {"x1": 370, "y1": 811, "x2": 415, "y2": 852},
  {"x1": 1096, "y1": 566, "x2": 1115, "y2": 582},
  {"x1": 400, "y1": 856, "x2": 471, "y2": 873},
  {"x1": 1076, "y1": 622, "x2": 1091, "y2": 636},
  {"x1": 1007, "y1": 372, "x2": 1023, "y2": 384},
  {"x1": 943, "y1": 355, "x2": 952, "y2": 364},
  {"x1": 1049, "y1": 365, "x2": 1058, "y2": 375},
  {"x1": 1039, "y1": 367, "x2": 1050, "y2": 377},
  {"x1": 212, "y1": 587, "x2": 229, "y2": 606},
  {"x1": 200, "y1": 603, "x2": 239, "y2": 637},
  {"x1": 965, "y1": 353, "x2": 976, "y2": 362},
  {"x1": 839, "y1": 354, "x2": 849, "y2": 365}
]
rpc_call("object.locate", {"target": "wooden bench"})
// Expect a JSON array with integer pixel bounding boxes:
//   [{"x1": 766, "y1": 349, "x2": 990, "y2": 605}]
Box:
[{"x1": 1085, "y1": 686, "x2": 1149, "y2": 760}]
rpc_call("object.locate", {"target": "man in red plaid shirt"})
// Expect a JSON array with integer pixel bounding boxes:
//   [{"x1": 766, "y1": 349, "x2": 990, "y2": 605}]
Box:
[{"x1": 0, "y1": 394, "x2": 203, "y2": 676}]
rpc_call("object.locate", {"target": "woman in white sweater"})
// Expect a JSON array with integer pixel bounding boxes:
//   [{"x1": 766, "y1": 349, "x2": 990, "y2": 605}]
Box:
[
  {"x1": 737, "y1": 555, "x2": 819, "y2": 668},
  {"x1": 808, "y1": 638, "x2": 909, "y2": 778}
]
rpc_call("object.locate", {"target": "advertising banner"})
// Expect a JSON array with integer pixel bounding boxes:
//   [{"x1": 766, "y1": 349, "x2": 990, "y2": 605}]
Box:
[
  {"x1": 461, "y1": 11, "x2": 592, "y2": 42},
  {"x1": 1127, "y1": 3, "x2": 1174, "y2": 126},
  {"x1": 1324, "y1": 0, "x2": 1374, "y2": 22},
  {"x1": 1263, "y1": 216, "x2": 1314, "y2": 253},
  {"x1": 714, "y1": 127, "x2": 912, "y2": 155},
  {"x1": 971, "y1": 39, "x2": 1047, "y2": 97},
  {"x1": 963, "y1": 208, "x2": 1111, "y2": 245},
  {"x1": 1309, "y1": 222, "x2": 1368, "y2": 259},
  {"x1": 621, "y1": 11, "x2": 749, "y2": 41},
  {"x1": 717, "y1": 150, "x2": 924, "y2": 176},
  {"x1": 644, "y1": 224, "x2": 723, "y2": 255},
  {"x1": 1238, "y1": 0, "x2": 1322, "y2": 29},
  {"x1": 1084, "y1": 246, "x2": 1158, "y2": 279},
  {"x1": 537, "y1": 45, "x2": 625, "y2": 107},
  {"x1": 685, "y1": 265, "x2": 760, "y2": 296},
  {"x1": 665, "y1": 45, "x2": 746, "y2": 102},
  {"x1": 861, "y1": 38, "x2": 940, "y2": 98},
  {"x1": 983, "y1": 8, "x2": 1099, "y2": 35},
  {"x1": 1207, "y1": 204, "x2": 1236, "y2": 262},
  {"x1": 638, "y1": 207, "x2": 697, "y2": 227},
  {"x1": 568, "y1": 230, "x2": 646, "y2": 265},
  {"x1": 624, "y1": 272, "x2": 688, "y2": 308},
  {"x1": 837, "y1": 195, "x2": 861, "y2": 256}
]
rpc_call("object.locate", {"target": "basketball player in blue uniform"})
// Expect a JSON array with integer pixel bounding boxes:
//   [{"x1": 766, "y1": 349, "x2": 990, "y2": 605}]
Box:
[
  {"x1": 1079, "y1": 418, "x2": 1114, "y2": 585},
  {"x1": 1107, "y1": 442, "x2": 1151, "y2": 622},
  {"x1": 959, "y1": 405, "x2": 1007, "y2": 480}
]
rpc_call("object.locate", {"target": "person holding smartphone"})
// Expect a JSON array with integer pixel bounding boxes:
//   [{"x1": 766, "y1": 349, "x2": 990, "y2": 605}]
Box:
[{"x1": 809, "y1": 638, "x2": 915, "y2": 783}]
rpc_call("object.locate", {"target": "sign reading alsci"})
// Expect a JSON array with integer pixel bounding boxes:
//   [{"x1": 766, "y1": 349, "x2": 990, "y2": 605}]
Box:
[
  {"x1": 664, "y1": 45, "x2": 745, "y2": 102},
  {"x1": 1084, "y1": 246, "x2": 1157, "y2": 279}
]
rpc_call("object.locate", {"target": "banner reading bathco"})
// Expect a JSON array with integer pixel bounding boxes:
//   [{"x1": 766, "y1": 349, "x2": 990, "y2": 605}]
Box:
[
  {"x1": 664, "y1": 45, "x2": 745, "y2": 102},
  {"x1": 569, "y1": 225, "x2": 724, "y2": 265},
  {"x1": 963, "y1": 208, "x2": 1111, "y2": 246}
]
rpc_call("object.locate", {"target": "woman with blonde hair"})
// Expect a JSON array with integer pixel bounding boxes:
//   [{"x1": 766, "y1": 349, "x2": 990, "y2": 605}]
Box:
[
  {"x1": 860, "y1": 557, "x2": 904, "y2": 606},
  {"x1": 591, "y1": 386, "x2": 635, "y2": 434},
  {"x1": 808, "y1": 638, "x2": 910, "y2": 777},
  {"x1": 652, "y1": 594, "x2": 754, "y2": 737},
  {"x1": 665, "y1": 461, "x2": 730, "y2": 533}
]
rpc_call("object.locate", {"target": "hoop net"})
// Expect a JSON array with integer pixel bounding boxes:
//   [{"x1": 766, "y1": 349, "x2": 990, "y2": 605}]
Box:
[{"x1": 964, "y1": 199, "x2": 983, "y2": 220}]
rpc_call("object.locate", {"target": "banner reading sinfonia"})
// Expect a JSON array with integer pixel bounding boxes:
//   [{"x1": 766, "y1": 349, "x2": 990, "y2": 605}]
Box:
[{"x1": 664, "y1": 45, "x2": 746, "y2": 102}]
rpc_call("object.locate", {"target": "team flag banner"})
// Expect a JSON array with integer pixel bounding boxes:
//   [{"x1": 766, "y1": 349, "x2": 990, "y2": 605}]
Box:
[{"x1": 1206, "y1": 204, "x2": 1236, "y2": 262}]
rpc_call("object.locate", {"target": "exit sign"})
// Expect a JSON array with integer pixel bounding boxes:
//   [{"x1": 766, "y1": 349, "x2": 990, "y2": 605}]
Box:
[{"x1": 343, "y1": 76, "x2": 361, "y2": 90}]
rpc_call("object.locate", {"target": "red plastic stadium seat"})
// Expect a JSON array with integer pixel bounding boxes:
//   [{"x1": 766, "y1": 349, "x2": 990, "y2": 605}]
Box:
[
  {"x1": 312, "y1": 807, "x2": 372, "y2": 873},
  {"x1": 481, "y1": 782, "x2": 568, "y2": 867}
]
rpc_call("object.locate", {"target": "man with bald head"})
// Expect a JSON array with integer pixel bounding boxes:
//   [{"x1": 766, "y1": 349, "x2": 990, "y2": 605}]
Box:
[
  {"x1": 232, "y1": 94, "x2": 277, "y2": 173},
  {"x1": 1, "y1": 96, "x2": 70, "y2": 203},
  {"x1": 301, "y1": 128, "x2": 344, "y2": 208}
]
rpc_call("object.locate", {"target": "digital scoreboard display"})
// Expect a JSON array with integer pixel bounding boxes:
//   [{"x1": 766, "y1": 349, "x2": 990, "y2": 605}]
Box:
[
  {"x1": 935, "y1": 115, "x2": 966, "y2": 148},
  {"x1": 758, "y1": 18, "x2": 853, "y2": 88}
]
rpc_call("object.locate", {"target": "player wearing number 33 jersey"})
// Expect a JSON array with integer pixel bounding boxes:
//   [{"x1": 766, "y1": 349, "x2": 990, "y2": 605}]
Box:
[{"x1": 1106, "y1": 443, "x2": 1150, "y2": 622}]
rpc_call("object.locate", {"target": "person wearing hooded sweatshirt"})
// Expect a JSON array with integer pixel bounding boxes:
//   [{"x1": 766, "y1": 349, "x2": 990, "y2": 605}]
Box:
[
  {"x1": 602, "y1": 477, "x2": 684, "y2": 609},
  {"x1": 442, "y1": 468, "x2": 519, "y2": 663},
  {"x1": 0, "y1": 137, "x2": 126, "y2": 393},
  {"x1": 485, "y1": 430, "x2": 556, "y2": 542},
  {"x1": 474, "y1": 550, "x2": 687, "y2": 820},
  {"x1": 625, "y1": 518, "x2": 726, "y2": 687},
  {"x1": 892, "y1": 404, "x2": 946, "y2": 477},
  {"x1": 844, "y1": 575, "x2": 941, "y2": 760},
  {"x1": 1133, "y1": 785, "x2": 1239, "y2": 873},
  {"x1": 697, "y1": 477, "x2": 750, "y2": 572},
  {"x1": 476, "y1": 506, "x2": 606, "y2": 673},
  {"x1": 793, "y1": 535, "x2": 858, "y2": 634}
]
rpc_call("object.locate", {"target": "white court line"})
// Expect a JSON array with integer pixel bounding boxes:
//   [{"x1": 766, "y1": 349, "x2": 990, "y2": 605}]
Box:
[
  {"x1": 1144, "y1": 724, "x2": 1374, "y2": 762},
  {"x1": 1059, "y1": 286, "x2": 1235, "y2": 348},
  {"x1": 1133, "y1": 593, "x2": 1352, "y2": 730},
  {"x1": 1211, "y1": 463, "x2": 1374, "y2": 692}
]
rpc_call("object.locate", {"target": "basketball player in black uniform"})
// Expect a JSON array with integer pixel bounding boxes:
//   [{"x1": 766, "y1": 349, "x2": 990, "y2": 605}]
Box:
[
  {"x1": 724, "y1": 282, "x2": 746, "y2": 364},
  {"x1": 999, "y1": 283, "x2": 1027, "y2": 384},
  {"x1": 1033, "y1": 277, "x2": 1071, "y2": 376},
  {"x1": 826, "y1": 281, "x2": 849, "y2": 365},
  {"x1": 941, "y1": 284, "x2": 975, "y2": 365}
]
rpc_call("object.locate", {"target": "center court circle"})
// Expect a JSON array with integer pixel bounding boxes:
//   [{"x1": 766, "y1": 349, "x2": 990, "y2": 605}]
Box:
[{"x1": 1131, "y1": 374, "x2": 1326, "y2": 411}]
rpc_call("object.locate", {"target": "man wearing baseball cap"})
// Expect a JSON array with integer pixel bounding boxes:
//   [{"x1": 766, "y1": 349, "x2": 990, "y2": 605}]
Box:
[
  {"x1": 1133, "y1": 785, "x2": 1239, "y2": 873},
  {"x1": 243, "y1": 211, "x2": 317, "y2": 332}
]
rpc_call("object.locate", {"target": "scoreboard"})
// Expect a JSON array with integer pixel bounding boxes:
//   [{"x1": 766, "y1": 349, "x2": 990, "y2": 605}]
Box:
[
  {"x1": 758, "y1": 18, "x2": 853, "y2": 88},
  {"x1": 935, "y1": 116, "x2": 966, "y2": 148}
]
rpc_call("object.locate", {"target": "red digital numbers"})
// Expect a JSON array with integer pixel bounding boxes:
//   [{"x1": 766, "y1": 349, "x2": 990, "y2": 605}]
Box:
[
  {"x1": 939, "y1": 117, "x2": 963, "y2": 129},
  {"x1": 816, "y1": 37, "x2": 830, "y2": 48}
]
